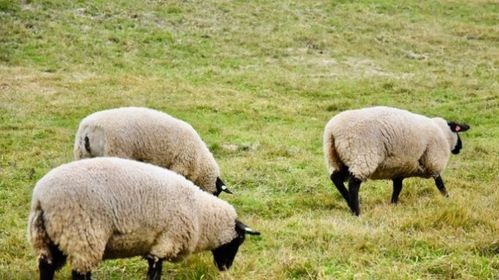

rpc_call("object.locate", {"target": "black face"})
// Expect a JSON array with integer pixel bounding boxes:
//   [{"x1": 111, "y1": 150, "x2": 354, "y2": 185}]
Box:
[
  {"x1": 213, "y1": 177, "x2": 224, "y2": 196},
  {"x1": 213, "y1": 189, "x2": 222, "y2": 197},
  {"x1": 447, "y1": 121, "x2": 470, "y2": 155},
  {"x1": 452, "y1": 134, "x2": 462, "y2": 154},
  {"x1": 214, "y1": 177, "x2": 233, "y2": 196},
  {"x1": 211, "y1": 231, "x2": 245, "y2": 271},
  {"x1": 211, "y1": 220, "x2": 260, "y2": 271}
]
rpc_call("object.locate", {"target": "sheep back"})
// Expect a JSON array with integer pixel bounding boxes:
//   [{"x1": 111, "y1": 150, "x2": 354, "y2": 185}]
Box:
[{"x1": 73, "y1": 107, "x2": 220, "y2": 193}]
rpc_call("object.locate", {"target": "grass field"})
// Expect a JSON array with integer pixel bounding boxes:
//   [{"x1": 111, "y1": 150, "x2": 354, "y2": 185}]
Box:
[{"x1": 1, "y1": 0, "x2": 498, "y2": 279}]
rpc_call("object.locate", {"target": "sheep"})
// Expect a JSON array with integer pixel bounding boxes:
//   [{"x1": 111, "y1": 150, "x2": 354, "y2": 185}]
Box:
[
  {"x1": 27, "y1": 157, "x2": 260, "y2": 280},
  {"x1": 73, "y1": 107, "x2": 232, "y2": 196},
  {"x1": 323, "y1": 106, "x2": 470, "y2": 216}
]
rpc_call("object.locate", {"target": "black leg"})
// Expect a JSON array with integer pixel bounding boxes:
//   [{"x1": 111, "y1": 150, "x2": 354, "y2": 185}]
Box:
[
  {"x1": 146, "y1": 256, "x2": 164, "y2": 280},
  {"x1": 330, "y1": 169, "x2": 351, "y2": 208},
  {"x1": 39, "y1": 243, "x2": 67, "y2": 280},
  {"x1": 434, "y1": 175, "x2": 449, "y2": 197},
  {"x1": 391, "y1": 177, "x2": 404, "y2": 204},
  {"x1": 348, "y1": 177, "x2": 362, "y2": 216},
  {"x1": 72, "y1": 271, "x2": 91, "y2": 280},
  {"x1": 39, "y1": 256, "x2": 55, "y2": 280}
]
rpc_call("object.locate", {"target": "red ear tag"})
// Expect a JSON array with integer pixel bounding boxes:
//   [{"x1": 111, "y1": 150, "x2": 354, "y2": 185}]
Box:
[{"x1": 455, "y1": 126, "x2": 461, "y2": 132}]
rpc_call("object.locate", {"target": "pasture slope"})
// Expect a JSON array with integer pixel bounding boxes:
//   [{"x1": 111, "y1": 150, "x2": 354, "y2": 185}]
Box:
[{"x1": 0, "y1": 0, "x2": 497, "y2": 279}]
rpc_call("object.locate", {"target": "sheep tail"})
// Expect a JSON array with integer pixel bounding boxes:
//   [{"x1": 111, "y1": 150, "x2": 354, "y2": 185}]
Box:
[
  {"x1": 74, "y1": 126, "x2": 106, "y2": 159},
  {"x1": 84, "y1": 136, "x2": 92, "y2": 154},
  {"x1": 28, "y1": 201, "x2": 66, "y2": 270},
  {"x1": 323, "y1": 132, "x2": 343, "y2": 173},
  {"x1": 74, "y1": 132, "x2": 92, "y2": 159}
]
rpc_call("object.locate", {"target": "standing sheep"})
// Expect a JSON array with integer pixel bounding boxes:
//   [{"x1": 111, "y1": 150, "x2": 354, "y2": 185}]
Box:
[
  {"x1": 73, "y1": 107, "x2": 231, "y2": 196},
  {"x1": 323, "y1": 106, "x2": 470, "y2": 216},
  {"x1": 28, "y1": 157, "x2": 260, "y2": 280}
]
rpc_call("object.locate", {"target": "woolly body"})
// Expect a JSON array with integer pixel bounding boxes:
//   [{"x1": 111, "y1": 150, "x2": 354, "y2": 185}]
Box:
[
  {"x1": 28, "y1": 157, "x2": 237, "y2": 274},
  {"x1": 324, "y1": 106, "x2": 458, "y2": 181},
  {"x1": 74, "y1": 107, "x2": 221, "y2": 194}
]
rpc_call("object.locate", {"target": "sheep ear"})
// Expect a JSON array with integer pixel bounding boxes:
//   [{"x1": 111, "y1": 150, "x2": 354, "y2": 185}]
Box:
[
  {"x1": 243, "y1": 227, "x2": 260, "y2": 235},
  {"x1": 221, "y1": 185, "x2": 233, "y2": 194},
  {"x1": 448, "y1": 122, "x2": 470, "y2": 133},
  {"x1": 216, "y1": 177, "x2": 233, "y2": 194},
  {"x1": 236, "y1": 220, "x2": 261, "y2": 236}
]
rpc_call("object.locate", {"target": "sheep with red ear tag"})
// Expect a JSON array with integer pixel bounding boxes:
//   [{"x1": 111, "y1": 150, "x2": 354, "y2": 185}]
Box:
[{"x1": 323, "y1": 106, "x2": 470, "y2": 216}]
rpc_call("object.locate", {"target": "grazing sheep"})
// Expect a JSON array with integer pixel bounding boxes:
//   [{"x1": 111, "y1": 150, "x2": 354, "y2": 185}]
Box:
[
  {"x1": 73, "y1": 107, "x2": 232, "y2": 196},
  {"x1": 323, "y1": 106, "x2": 470, "y2": 216},
  {"x1": 28, "y1": 157, "x2": 259, "y2": 280}
]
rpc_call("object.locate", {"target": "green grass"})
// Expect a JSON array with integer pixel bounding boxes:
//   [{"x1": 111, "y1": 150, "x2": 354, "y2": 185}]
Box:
[{"x1": 1, "y1": 0, "x2": 498, "y2": 279}]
